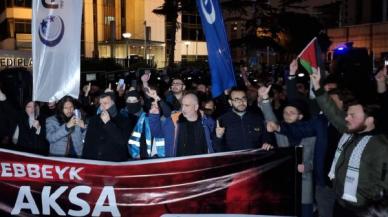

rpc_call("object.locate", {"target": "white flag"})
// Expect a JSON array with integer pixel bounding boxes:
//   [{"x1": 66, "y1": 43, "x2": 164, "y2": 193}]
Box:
[{"x1": 32, "y1": 0, "x2": 83, "y2": 102}]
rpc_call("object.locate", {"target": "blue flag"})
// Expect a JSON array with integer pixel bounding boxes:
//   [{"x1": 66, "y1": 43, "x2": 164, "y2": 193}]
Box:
[{"x1": 196, "y1": 0, "x2": 236, "y2": 97}]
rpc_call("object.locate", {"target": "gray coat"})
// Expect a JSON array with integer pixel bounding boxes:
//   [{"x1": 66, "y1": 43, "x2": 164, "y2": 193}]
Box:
[
  {"x1": 46, "y1": 116, "x2": 85, "y2": 157},
  {"x1": 259, "y1": 100, "x2": 315, "y2": 204}
]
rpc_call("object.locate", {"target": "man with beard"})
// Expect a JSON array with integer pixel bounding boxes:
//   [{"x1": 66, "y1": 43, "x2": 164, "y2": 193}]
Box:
[
  {"x1": 82, "y1": 92, "x2": 131, "y2": 161},
  {"x1": 213, "y1": 88, "x2": 273, "y2": 152},
  {"x1": 310, "y1": 69, "x2": 388, "y2": 217}
]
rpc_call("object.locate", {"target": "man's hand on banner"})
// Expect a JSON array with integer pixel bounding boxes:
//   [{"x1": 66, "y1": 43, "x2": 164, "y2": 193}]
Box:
[
  {"x1": 297, "y1": 164, "x2": 305, "y2": 173},
  {"x1": 261, "y1": 143, "x2": 274, "y2": 151},
  {"x1": 266, "y1": 121, "x2": 280, "y2": 133},
  {"x1": 289, "y1": 59, "x2": 298, "y2": 76},
  {"x1": 100, "y1": 111, "x2": 110, "y2": 124},
  {"x1": 215, "y1": 120, "x2": 225, "y2": 138},
  {"x1": 309, "y1": 68, "x2": 321, "y2": 91}
]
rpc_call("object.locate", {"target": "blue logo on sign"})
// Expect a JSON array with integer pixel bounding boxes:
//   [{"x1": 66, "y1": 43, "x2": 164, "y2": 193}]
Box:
[{"x1": 38, "y1": 15, "x2": 64, "y2": 47}]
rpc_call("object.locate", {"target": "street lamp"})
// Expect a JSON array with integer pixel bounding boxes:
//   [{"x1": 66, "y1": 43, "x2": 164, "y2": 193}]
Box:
[
  {"x1": 184, "y1": 41, "x2": 191, "y2": 61},
  {"x1": 122, "y1": 32, "x2": 132, "y2": 67}
]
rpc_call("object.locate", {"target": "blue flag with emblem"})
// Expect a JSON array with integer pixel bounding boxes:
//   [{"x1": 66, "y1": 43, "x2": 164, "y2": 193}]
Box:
[{"x1": 196, "y1": 0, "x2": 236, "y2": 97}]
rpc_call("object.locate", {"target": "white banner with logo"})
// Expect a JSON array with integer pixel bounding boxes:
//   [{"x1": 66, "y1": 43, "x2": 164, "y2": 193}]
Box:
[{"x1": 32, "y1": 0, "x2": 83, "y2": 102}]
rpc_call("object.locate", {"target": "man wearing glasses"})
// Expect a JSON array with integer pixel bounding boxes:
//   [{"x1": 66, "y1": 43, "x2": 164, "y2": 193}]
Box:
[
  {"x1": 165, "y1": 78, "x2": 186, "y2": 111},
  {"x1": 213, "y1": 88, "x2": 273, "y2": 152}
]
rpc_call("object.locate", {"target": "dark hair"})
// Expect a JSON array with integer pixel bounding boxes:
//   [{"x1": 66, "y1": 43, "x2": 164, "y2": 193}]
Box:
[
  {"x1": 328, "y1": 88, "x2": 355, "y2": 105},
  {"x1": 285, "y1": 99, "x2": 310, "y2": 120},
  {"x1": 99, "y1": 92, "x2": 116, "y2": 101},
  {"x1": 323, "y1": 73, "x2": 339, "y2": 86},
  {"x1": 345, "y1": 100, "x2": 381, "y2": 125},
  {"x1": 56, "y1": 96, "x2": 75, "y2": 124},
  {"x1": 229, "y1": 88, "x2": 246, "y2": 100},
  {"x1": 170, "y1": 77, "x2": 185, "y2": 85}
]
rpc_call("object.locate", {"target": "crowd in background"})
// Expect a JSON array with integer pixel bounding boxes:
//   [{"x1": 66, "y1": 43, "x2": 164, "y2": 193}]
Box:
[{"x1": 0, "y1": 59, "x2": 388, "y2": 217}]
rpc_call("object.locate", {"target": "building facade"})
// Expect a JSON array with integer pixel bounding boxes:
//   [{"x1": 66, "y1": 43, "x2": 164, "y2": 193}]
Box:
[
  {"x1": 0, "y1": 0, "x2": 209, "y2": 69},
  {"x1": 327, "y1": 0, "x2": 388, "y2": 60}
]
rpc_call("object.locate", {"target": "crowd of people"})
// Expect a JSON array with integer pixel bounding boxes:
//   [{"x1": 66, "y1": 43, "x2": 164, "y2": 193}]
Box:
[{"x1": 0, "y1": 59, "x2": 388, "y2": 217}]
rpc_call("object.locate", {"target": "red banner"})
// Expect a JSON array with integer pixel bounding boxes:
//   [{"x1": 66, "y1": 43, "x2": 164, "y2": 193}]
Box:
[{"x1": 0, "y1": 148, "x2": 298, "y2": 217}]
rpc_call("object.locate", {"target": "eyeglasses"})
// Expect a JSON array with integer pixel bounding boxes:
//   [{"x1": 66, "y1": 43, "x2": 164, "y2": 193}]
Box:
[{"x1": 231, "y1": 97, "x2": 247, "y2": 103}]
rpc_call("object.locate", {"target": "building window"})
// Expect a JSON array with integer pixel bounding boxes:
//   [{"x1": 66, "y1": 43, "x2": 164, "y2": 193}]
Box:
[
  {"x1": 120, "y1": 0, "x2": 126, "y2": 33},
  {"x1": 0, "y1": 1, "x2": 5, "y2": 13},
  {"x1": 15, "y1": 19, "x2": 31, "y2": 34},
  {"x1": 0, "y1": 19, "x2": 11, "y2": 40},
  {"x1": 103, "y1": 0, "x2": 115, "y2": 41},
  {"x1": 181, "y1": 11, "x2": 205, "y2": 41},
  {"x1": 11, "y1": 0, "x2": 32, "y2": 7}
]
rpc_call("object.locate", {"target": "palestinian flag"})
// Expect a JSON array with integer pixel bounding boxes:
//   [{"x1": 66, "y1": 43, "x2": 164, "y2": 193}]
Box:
[{"x1": 298, "y1": 37, "x2": 322, "y2": 74}]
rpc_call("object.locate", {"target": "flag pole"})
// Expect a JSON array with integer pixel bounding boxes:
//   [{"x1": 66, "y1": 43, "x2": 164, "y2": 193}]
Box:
[{"x1": 297, "y1": 37, "x2": 317, "y2": 58}]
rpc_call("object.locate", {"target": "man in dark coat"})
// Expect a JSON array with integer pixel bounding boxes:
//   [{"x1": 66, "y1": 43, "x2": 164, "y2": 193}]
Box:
[
  {"x1": 214, "y1": 88, "x2": 273, "y2": 152},
  {"x1": 82, "y1": 93, "x2": 131, "y2": 162}
]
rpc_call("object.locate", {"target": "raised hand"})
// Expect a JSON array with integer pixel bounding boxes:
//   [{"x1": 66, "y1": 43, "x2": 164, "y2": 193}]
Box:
[
  {"x1": 215, "y1": 120, "x2": 225, "y2": 138},
  {"x1": 84, "y1": 82, "x2": 91, "y2": 97},
  {"x1": 105, "y1": 83, "x2": 114, "y2": 93},
  {"x1": 289, "y1": 59, "x2": 298, "y2": 76},
  {"x1": 146, "y1": 88, "x2": 160, "y2": 101},
  {"x1": 257, "y1": 85, "x2": 272, "y2": 101},
  {"x1": 375, "y1": 66, "x2": 387, "y2": 93},
  {"x1": 309, "y1": 67, "x2": 321, "y2": 91},
  {"x1": 375, "y1": 66, "x2": 387, "y2": 82},
  {"x1": 117, "y1": 83, "x2": 126, "y2": 97}
]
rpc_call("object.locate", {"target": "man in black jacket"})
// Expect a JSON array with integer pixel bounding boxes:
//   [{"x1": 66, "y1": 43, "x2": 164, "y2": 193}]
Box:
[
  {"x1": 214, "y1": 88, "x2": 273, "y2": 152},
  {"x1": 82, "y1": 93, "x2": 131, "y2": 162}
]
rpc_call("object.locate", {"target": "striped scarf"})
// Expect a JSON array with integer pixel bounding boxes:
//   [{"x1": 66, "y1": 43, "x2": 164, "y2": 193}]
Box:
[
  {"x1": 128, "y1": 112, "x2": 165, "y2": 158},
  {"x1": 328, "y1": 133, "x2": 372, "y2": 203}
]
